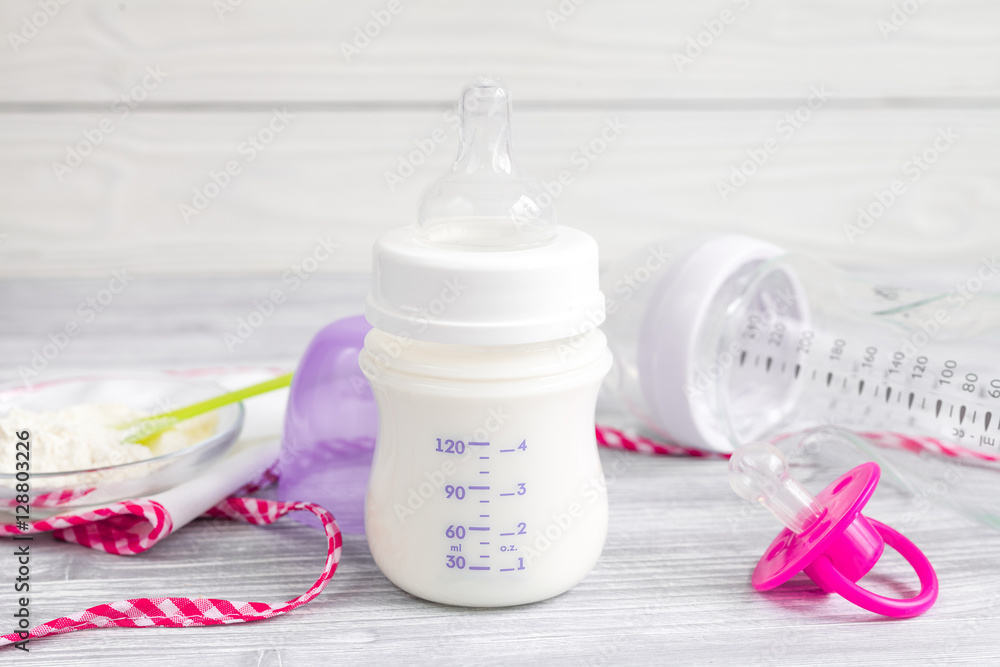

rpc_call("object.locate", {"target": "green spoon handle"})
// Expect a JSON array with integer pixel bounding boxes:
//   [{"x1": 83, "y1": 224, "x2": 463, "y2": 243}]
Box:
[{"x1": 123, "y1": 372, "x2": 293, "y2": 444}]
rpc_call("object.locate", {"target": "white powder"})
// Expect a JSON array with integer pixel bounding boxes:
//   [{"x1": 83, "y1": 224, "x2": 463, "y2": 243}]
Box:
[{"x1": 0, "y1": 403, "x2": 215, "y2": 477}]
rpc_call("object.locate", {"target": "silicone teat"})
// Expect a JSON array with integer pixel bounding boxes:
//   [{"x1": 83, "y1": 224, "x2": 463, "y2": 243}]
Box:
[
  {"x1": 729, "y1": 441, "x2": 938, "y2": 618},
  {"x1": 417, "y1": 77, "x2": 557, "y2": 249},
  {"x1": 729, "y1": 443, "x2": 823, "y2": 534}
]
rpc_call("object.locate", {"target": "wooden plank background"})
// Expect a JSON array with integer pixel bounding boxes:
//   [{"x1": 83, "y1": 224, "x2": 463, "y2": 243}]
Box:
[
  {"x1": 0, "y1": 0, "x2": 998, "y2": 278},
  {"x1": 2, "y1": 5, "x2": 1000, "y2": 662}
]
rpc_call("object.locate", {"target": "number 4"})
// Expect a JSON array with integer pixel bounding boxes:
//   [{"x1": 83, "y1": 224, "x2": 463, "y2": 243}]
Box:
[{"x1": 518, "y1": 439, "x2": 527, "y2": 451}]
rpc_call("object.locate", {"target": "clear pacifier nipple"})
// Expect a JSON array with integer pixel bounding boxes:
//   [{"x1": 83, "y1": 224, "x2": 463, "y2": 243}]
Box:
[
  {"x1": 417, "y1": 77, "x2": 557, "y2": 249},
  {"x1": 728, "y1": 442, "x2": 823, "y2": 534}
]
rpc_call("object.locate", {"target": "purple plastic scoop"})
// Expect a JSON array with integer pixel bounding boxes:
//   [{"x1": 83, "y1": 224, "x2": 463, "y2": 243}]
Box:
[{"x1": 278, "y1": 314, "x2": 376, "y2": 533}]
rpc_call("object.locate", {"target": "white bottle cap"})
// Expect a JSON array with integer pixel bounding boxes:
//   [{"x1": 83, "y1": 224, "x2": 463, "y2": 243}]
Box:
[
  {"x1": 638, "y1": 234, "x2": 784, "y2": 451},
  {"x1": 366, "y1": 78, "x2": 605, "y2": 346},
  {"x1": 367, "y1": 226, "x2": 603, "y2": 346}
]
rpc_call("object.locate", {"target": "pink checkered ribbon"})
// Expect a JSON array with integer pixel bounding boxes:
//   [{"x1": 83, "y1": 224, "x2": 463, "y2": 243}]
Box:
[
  {"x1": 2, "y1": 488, "x2": 98, "y2": 509},
  {"x1": 0, "y1": 496, "x2": 341, "y2": 648}
]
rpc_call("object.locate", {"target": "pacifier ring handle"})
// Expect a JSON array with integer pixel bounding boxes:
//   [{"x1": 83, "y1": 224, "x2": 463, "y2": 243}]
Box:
[{"x1": 808, "y1": 518, "x2": 939, "y2": 618}]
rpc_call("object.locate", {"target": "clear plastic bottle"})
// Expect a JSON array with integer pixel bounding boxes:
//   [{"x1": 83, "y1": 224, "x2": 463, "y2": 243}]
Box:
[
  {"x1": 601, "y1": 234, "x2": 1000, "y2": 457},
  {"x1": 360, "y1": 78, "x2": 612, "y2": 607}
]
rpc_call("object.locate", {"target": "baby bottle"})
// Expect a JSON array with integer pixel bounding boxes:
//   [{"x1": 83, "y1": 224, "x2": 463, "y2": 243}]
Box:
[
  {"x1": 601, "y1": 235, "x2": 1000, "y2": 457},
  {"x1": 360, "y1": 78, "x2": 612, "y2": 607}
]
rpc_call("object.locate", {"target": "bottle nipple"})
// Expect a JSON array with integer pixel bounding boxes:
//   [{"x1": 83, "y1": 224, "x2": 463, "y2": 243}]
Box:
[
  {"x1": 417, "y1": 77, "x2": 557, "y2": 249},
  {"x1": 728, "y1": 442, "x2": 823, "y2": 534}
]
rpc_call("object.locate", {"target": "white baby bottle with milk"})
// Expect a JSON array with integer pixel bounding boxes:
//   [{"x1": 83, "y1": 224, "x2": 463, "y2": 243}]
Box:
[{"x1": 360, "y1": 78, "x2": 612, "y2": 607}]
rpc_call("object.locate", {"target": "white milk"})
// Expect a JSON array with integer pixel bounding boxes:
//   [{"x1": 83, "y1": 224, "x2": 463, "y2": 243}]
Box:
[
  {"x1": 361, "y1": 328, "x2": 611, "y2": 606},
  {"x1": 361, "y1": 77, "x2": 611, "y2": 606}
]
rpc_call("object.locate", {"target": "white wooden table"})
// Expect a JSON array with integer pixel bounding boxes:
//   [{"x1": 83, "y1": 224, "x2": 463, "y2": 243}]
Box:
[{"x1": 2, "y1": 276, "x2": 999, "y2": 666}]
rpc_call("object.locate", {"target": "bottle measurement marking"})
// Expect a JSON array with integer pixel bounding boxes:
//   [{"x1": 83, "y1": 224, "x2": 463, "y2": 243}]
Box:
[
  {"x1": 436, "y1": 436, "x2": 531, "y2": 576},
  {"x1": 499, "y1": 531, "x2": 515, "y2": 536},
  {"x1": 742, "y1": 347, "x2": 1000, "y2": 441},
  {"x1": 500, "y1": 440, "x2": 527, "y2": 453}
]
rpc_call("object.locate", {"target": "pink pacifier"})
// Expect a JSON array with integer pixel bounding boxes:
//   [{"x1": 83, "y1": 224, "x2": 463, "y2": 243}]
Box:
[{"x1": 728, "y1": 442, "x2": 938, "y2": 618}]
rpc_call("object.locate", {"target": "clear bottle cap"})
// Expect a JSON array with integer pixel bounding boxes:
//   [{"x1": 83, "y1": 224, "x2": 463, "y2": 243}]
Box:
[{"x1": 416, "y1": 77, "x2": 556, "y2": 250}]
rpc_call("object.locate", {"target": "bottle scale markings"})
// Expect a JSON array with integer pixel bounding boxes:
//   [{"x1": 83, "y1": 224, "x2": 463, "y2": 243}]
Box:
[
  {"x1": 441, "y1": 437, "x2": 529, "y2": 574},
  {"x1": 738, "y1": 344, "x2": 1000, "y2": 443}
]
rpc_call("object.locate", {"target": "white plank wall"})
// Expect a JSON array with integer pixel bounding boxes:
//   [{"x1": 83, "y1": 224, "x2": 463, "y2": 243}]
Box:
[
  {"x1": 1, "y1": 108, "x2": 998, "y2": 277},
  {"x1": 0, "y1": 1, "x2": 999, "y2": 277},
  {"x1": 2, "y1": 0, "x2": 1000, "y2": 101}
]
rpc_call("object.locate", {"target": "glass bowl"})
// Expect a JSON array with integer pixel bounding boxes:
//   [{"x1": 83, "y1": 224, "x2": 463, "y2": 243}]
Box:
[{"x1": 0, "y1": 373, "x2": 244, "y2": 517}]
